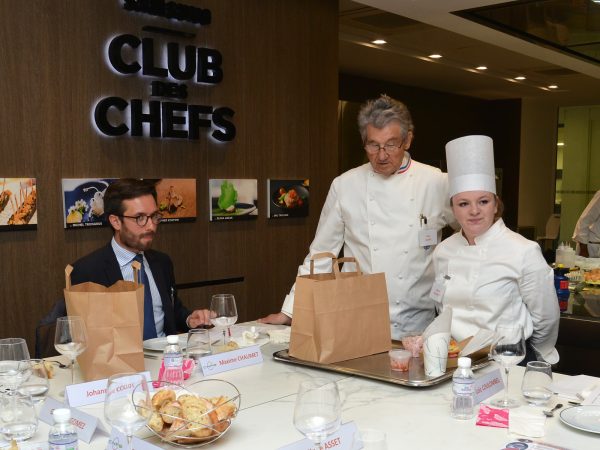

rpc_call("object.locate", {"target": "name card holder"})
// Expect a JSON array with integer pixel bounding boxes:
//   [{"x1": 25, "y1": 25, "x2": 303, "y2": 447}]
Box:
[
  {"x1": 66, "y1": 371, "x2": 153, "y2": 408},
  {"x1": 474, "y1": 368, "x2": 504, "y2": 404},
  {"x1": 107, "y1": 428, "x2": 163, "y2": 450},
  {"x1": 278, "y1": 422, "x2": 360, "y2": 450},
  {"x1": 199, "y1": 345, "x2": 263, "y2": 376},
  {"x1": 40, "y1": 398, "x2": 108, "y2": 443}
]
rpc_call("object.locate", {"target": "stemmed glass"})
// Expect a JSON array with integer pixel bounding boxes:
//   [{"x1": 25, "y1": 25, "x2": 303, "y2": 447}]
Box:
[
  {"x1": 104, "y1": 373, "x2": 150, "y2": 450},
  {"x1": 293, "y1": 378, "x2": 341, "y2": 445},
  {"x1": 490, "y1": 323, "x2": 526, "y2": 408},
  {"x1": 0, "y1": 338, "x2": 31, "y2": 394},
  {"x1": 209, "y1": 294, "x2": 238, "y2": 347},
  {"x1": 54, "y1": 316, "x2": 88, "y2": 384}
]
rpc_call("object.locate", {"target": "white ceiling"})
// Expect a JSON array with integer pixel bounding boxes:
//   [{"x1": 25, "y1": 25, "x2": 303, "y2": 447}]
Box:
[{"x1": 339, "y1": 0, "x2": 600, "y2": 103}]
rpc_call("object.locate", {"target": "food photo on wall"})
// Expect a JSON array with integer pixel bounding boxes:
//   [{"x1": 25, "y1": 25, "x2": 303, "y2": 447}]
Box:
[
  {"x1": 209, "y1": 179, "x2": 258, "y2": 221},
  {"x1": 0, "y1": 177, "x2": 37, "y2": 230},
  {"x1": 267, "y1": 178, "x2": 309, "y2": 219}
]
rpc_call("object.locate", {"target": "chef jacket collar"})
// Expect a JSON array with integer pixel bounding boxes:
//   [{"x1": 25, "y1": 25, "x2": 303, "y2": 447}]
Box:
[{"x1": 457, "y1": 218, "x2": 506, "y2": 246}]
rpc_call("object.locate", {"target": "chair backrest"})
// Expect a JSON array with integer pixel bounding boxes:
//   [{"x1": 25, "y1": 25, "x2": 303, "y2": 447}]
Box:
[
  {"x1": 545, "y1": 214, "x2": 561, "y2": 239},
  {"x1": 35, "y1": 299, "x2": 66, "y2": 359}
]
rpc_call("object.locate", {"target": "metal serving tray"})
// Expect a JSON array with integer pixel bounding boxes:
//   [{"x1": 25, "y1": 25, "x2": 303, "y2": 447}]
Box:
[{"x1": 272, "y1": 343, "x2": 491, "y2": 387}]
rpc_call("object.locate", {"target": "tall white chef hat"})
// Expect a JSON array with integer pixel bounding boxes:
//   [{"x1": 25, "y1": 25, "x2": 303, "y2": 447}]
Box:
[{"x1": 445, "y1": 135, "x2": 496, "y2": 198}]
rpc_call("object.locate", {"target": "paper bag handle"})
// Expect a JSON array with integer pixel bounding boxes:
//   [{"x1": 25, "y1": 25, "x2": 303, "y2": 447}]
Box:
[
  {"x1": 131, "y1": 260, "x2": 141, "y2": 287},
  {"x1": 309, "y1": 252, "x2": 336, "y2": 275},
  {"x1": 65, "y1": 265, "x2": 74, "y2": 289},
  {"x1": 333, "y1": 257, "x2": 362, "y2": 277}
]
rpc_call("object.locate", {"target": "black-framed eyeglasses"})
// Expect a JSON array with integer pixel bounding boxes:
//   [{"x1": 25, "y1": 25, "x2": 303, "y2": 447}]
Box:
[
  {"x1": 364, "y1": 139, "x2": 404, "y2": 155},
  {"x1": 119, "y1": 213, "x2": 163, "y2": 226}
]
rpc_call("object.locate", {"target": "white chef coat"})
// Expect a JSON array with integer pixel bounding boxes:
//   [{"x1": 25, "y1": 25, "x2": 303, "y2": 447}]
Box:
[
  {"x1": 281, "y1": 160, "x2": 455, "y2": 339},
  {"x1": 572, "y1": 190, "x2": 600, "y2": 258},
  {"x1": 433, "y1": 219, "x2": 560, "y2": 364}
]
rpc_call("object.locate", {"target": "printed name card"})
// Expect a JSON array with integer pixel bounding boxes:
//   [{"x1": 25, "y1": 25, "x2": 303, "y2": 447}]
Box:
[
  {"x1": 199, "y1": 344, "x2": 263, "y2": 376},
  {"x1": 474, "y1": 368, "x2": 504, "y2": 404},
  {"x1": 107, "y1": 428, "x2": 163, "y2": 450},
  {"x1": 65, "y1": 371, "x2": 153, "y2": 407},
  {"x1": 278, "y1": 422, "x2": 360, "y2": 450},
  {"x1": 40, "y1": 397, "x2": 108, "y2": 443}
]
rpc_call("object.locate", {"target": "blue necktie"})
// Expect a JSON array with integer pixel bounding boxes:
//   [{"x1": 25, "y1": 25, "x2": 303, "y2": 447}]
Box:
[{"x1": 134, "y1": 254, "x2": 158, "y2": 340}]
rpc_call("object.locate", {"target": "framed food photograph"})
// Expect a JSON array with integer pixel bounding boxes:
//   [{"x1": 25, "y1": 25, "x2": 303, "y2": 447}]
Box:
[
  {"x1": 0, "y1": 178, "x2": 37, "y2": 231},
  {"x1": 267, "y1": 179, "x2": 309, "y2": 218},
  {"x1": 153, "y1": 178, "x2": 197, "y2": 223},
  {"x1": 209, "y1": 179, "x2": 258, "y2": 221},
  {"x1": 62, "y1": 178, "x2": 116, "y2": 228}
]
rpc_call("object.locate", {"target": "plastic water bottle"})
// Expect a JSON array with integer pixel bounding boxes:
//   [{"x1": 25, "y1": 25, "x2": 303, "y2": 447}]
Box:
[
  {"x1": 48, "y1": 408, "x2": 78, "y2": 450},
  {"x1": 162, "y1": 334, "x2": 184, "y2": 386},
  {"x1": 451, "y1": 357, "x2": 475, "y2": 420}
]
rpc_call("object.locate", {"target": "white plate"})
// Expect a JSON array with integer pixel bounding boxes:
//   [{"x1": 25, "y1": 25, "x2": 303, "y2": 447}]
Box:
[
  {"x1": 559, "y1": 405, "x2": 600, "y2": 434},
  {"x1": 143, "y1": 333, "x2": 188, "y2": 351}
]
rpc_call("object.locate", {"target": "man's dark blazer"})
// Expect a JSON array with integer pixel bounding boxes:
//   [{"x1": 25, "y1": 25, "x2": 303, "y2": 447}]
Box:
[{"x1": 70, "y1": 243, "x2": 190, "y2": 335}]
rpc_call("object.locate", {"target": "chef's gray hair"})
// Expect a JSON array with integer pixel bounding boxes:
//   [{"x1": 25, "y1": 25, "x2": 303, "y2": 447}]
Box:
[{"x1": 357, "y1": 94, "x2": 414, "y2": 142}]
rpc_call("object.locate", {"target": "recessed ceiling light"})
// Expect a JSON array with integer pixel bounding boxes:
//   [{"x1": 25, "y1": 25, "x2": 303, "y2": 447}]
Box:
[
  {"x1": 515, "y1": 76, "x2": 526, "y2": 80},
  {"x1": 557, "y1": 142, "x2": 565, "y2": 146},
  {"x1": 476, "y1": 66, "x2": 487, "y2": 70},
  {"x1": 548, "y1": 85, "x2": 559, "y2": 89},
  {"x1": 372, "y1": 39, "x2": 386, "y2": 45},
  {"x1": 428, "y1": 54, "x2": 442, "y2": 59}
]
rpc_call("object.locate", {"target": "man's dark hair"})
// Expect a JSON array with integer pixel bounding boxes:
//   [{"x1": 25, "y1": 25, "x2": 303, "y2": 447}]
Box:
[{"x1": 103, "y1": 178, "x2": 157, "y2": 220}]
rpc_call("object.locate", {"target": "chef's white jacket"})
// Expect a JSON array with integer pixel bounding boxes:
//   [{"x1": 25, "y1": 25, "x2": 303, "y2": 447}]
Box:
[
  {"x1": 572, "y1": 190, "x2": 600, "y2": 258},
  {"x1": 281, "y1": 161, "x2": 455, "y2": 339},
  {"x1": 433, "y1": 219, "x2": 560, "y2": 364}
]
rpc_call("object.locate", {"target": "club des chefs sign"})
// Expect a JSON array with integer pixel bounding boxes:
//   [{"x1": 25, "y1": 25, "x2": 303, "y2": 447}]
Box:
[{"x1": 93, "y1": 0, "x2": 236, "y2": 142}]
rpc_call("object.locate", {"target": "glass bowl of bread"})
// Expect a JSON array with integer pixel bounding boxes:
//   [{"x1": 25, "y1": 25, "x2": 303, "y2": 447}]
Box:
[{"x1": 138, "y1": 379, "x2": 241, "y2": 448}]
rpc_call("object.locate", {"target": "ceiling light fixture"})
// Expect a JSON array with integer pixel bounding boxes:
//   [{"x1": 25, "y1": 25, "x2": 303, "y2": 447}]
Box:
[
  {"x1": 515, "y1": 76, "x2": 526, "y2": 80},
  {"x1": 428, "y1": 54, "x2": 442, "y2": 59},
  {"x1": 476, "y1": 66, "x2": 487, "y2": 70},
  {"x1": 371, "y1": 39, "x2": 386, "y2": 45},
  {"x1": 548, "y1": 85, "x2": 558, "y2": 89},
  {"x1": 557, "y1": 142, "x2": 565, "y2": 146}
]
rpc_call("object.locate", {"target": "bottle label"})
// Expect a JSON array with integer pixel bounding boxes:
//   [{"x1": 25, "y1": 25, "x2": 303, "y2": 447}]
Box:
[
  {"x1": 453, "y1": 379, "x2": 474, "y2": 395},
  {"x1": 49, "y1": 441, "x2": 77, "y2": 450},
  {"x1": 164, "y1": 354, "x2": 183, "y2": 368},
  {"x1": 559, "y1": 280, "x2": 568, "y2": 289}
]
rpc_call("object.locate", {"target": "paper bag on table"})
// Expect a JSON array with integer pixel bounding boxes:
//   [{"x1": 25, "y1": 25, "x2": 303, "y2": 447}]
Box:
[
  {"x1": 289, "y1": 253, "x2": 391, "y2": 364},
  {"x1": 63, "y1": 264, "x2": 145, "y2": 381}
]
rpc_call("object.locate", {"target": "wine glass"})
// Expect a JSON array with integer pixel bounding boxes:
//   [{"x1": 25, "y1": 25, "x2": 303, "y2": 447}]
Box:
[
  {"x1": 490, "y1": 323, "x2": 526, "y2": 408},
  {"x1": 104, "y1": 373, "x2": 150, "y2": 450},
  {"x1": 0, "y1": 338, "x2": 31, "y2": 394},
  {"x1": 209, "y1": 294, "x2": 238, "y2": 347},
  {"x1": 54, "y1": 316, "x2": 87, "y2": 384},
  {"x1": 293, "y1": 378, "x2": 341, "y2": 445}
]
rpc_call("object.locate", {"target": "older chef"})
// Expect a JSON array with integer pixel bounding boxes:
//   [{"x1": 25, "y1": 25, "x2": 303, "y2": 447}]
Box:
[
  {"x1": 259, "y1": 94, "x2": 455, "y2": 338},
  {"x1": 572, "y1": 190, "x2": 600, "y2": 258},
  {"x1": 432, "y1": 135, "x2": 559, "y2": 364}
]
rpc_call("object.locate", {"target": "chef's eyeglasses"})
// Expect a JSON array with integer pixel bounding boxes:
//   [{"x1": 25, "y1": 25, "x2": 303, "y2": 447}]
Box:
[
  {"x1": 364, "y1": 139, "x2": 404, "y2": 155},
  {"x1": 120, "y1": 213, "x2": 163, "y2": 226}
]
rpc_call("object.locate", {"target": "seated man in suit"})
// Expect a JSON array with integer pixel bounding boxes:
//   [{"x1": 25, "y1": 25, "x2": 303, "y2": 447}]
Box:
[{"x1": 71, "y1": 178, "x2": 210, "y2": 338}]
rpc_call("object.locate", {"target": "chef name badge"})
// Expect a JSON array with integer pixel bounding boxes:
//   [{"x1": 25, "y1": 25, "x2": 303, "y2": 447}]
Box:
[
  {"x1": 429, "y1": 276, "x2": 449, "y2": 303},
  {"x1": 419, "y1": 229, "x2": 437, "y2": 248}
]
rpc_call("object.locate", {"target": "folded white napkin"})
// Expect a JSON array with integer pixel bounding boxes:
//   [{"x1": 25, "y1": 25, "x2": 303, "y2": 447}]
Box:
[
  {"x1": 268, "y1": 327, "x2": 291, "y2": 344},
  {"x1": 460, "y1": 328, "x2": 496, "y2": 357},
  {"x1": 509, "y1": 406, "x2": 546, "y2": 438},
  {"x1": 551, "y1": 375, "x2": 598, "y2": 402}
]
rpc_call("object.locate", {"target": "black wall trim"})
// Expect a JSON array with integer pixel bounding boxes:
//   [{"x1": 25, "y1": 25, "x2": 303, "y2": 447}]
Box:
[{"x1": 176, "y1": 276, "x2": 244, "y2": 290}]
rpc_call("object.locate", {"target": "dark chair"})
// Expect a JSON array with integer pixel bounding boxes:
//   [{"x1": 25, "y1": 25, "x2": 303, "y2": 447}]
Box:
[{"x1": 35, "y1": 299, "x2": 66, "y2": 359}]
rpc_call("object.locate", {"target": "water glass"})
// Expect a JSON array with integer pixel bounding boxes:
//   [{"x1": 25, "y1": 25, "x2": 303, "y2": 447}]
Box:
[
  {"x1": 356, "y1": 428, "x2": 388, "y2": 450},
  {"x1": 0, "y1": 393, "x2": 38, "y2": 441},
  {"x1": 521, "y1": 361, "x2": 553, "y2": 405},
  {"x1": 17, "y1": 360, "x2": 49, "y2": 403},
  {"x1": 187, "y1": 329, "x2": 212, "y2": 368},
  {"x1": 293, "y1": 378, "x2": 341, "y2": 444}
]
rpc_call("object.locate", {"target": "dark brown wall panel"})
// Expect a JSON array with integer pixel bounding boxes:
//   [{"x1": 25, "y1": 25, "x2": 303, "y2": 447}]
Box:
[{"x1": 0, "y1": 0, "x2": 339, "y2": 350}]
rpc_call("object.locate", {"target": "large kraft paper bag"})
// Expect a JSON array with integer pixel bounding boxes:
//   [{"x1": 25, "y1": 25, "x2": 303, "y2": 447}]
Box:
[
  {"x1": 63, "y1": 264, "x2": 145, "y2": 381},
  {"x1": 289, "y1": 253, "x2": 392, "y2": 364}
]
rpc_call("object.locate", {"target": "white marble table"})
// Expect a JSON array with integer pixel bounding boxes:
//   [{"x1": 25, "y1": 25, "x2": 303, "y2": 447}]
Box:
[{"x1": 7, "y1": 324, "x2": 600, "y2": 450}]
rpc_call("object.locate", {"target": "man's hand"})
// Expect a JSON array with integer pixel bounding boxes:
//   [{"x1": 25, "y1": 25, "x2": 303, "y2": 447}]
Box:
[
  {"x1": 187, "y1": 309, "x2": 212, "y2": 328},
  {"x1": 257, "y1": 312, "x2": 291, "y2": 325}
]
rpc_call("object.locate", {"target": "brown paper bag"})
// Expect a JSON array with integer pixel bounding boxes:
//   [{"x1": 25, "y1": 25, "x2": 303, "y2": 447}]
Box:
[
  {"x1": 63, "y1": 264, "x2": 145, "y2": 381},
  {"x1": 289, "y1": 253, "x2": 392, "y2": 364}
]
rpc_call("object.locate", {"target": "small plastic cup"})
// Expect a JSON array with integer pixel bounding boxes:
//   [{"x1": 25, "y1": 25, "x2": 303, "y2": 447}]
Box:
[
  {"x1": 401, "y1": 333, "x2": 424, "y2": 358},
  {"x1": 389, "y1": 349, "x2": 411, "y2": 372}
]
